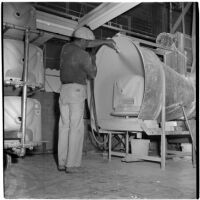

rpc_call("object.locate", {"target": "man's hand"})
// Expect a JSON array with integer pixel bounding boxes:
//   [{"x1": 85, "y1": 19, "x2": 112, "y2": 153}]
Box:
[
  {"x1": 86, "y1": 39, "x2": 120, "y2": 53},
  {"x1": 105, "y1": 39, "x2": 120, "y2": 53}
]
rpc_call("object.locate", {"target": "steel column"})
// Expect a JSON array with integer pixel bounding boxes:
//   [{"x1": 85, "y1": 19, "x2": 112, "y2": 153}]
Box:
[
  {"x1": 191, "y1": 3, "x2": 196, "y2": 74},
  {"x1": 181, "y1": 3, "x2": 186, "y2": 34},
  {"x1": 169, "y1": 3, "x2": 173, "y2": 32}
]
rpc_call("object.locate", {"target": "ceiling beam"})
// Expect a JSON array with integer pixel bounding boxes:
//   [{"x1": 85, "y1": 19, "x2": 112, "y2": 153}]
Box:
[
  {"x1": 76, "y1": 2, "x2": 140, "y2": 30},
  {"x1": 36, "y1": 10, "x2": 78, "y2": 37}
]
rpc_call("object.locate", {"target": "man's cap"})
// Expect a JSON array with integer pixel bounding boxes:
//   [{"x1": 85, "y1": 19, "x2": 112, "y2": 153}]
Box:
[{"x1": 73, "y1": 27, "x2": 95, "y2": 40}]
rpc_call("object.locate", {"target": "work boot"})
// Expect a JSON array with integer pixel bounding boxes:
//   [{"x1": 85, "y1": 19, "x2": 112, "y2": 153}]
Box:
[{"x1": 58, "y1": 165, "x2": 66, "y2": 171}]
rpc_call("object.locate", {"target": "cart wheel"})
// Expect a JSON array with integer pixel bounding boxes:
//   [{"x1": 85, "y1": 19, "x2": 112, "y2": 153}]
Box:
[{"x1": 4, "y1": 153, "x2": 12, "y2": 170}]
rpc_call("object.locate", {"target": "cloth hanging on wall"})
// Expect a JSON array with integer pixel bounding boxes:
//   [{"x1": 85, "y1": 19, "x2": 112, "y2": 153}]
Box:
[{"x1": 45, "y1": 68, "x2": 61, "y2": 93}]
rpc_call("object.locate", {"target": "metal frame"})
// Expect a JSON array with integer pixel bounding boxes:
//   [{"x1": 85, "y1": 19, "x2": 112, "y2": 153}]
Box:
[
  {"x1": 20, "y1": 29, "x2": 30, "y2": 155},
  {"x1": 180, "y1": 104, "x2": 196, "y2": 167},
  {"x1": 118, "y1": 68, "x2": 166, "y2": 169},
  {"x1": 3, "y1": 22, "x2": 70, "y2": 45},
  {"x1": 3, "y1": 24, "x2": 42, "y2": 156},
  {"x1": 99, "y1": 61, "x2": 194, "y2": 169},
  {"x1": 96, "y1": 37, "x2": 193, "y2": 170}
]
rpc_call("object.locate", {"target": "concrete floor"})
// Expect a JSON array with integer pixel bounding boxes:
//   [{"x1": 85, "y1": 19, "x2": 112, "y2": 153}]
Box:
[{"x1": 4, "y1": 152, "x2": 197, "y2": 199}]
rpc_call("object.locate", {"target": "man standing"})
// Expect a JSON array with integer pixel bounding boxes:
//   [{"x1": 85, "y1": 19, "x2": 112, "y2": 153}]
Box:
[{"x1": 58, "y1": 27, "x2": 117, "y2": 173}]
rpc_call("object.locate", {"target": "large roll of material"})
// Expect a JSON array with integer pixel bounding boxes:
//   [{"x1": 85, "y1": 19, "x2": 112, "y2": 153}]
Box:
[
  {"x1": 4, "y1": 96, "x2": 42, "y2": 142},
  {"x1": 4, "y1": 39, "x2": 44, "y2": 88}
]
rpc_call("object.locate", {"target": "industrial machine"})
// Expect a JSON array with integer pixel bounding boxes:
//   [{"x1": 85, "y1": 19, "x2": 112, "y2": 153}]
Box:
[
  {"x1": 87, "y1": 33, "x2": 196, "y2": 169},
  {"x1": 91, "y1": 33, "x2": 195, "y2": 121}
]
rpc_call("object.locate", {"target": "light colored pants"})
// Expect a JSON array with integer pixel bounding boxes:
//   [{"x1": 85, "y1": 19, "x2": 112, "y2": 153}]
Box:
[{"x1": 58, "y1": 83, "x2": 86, "y2": 167}]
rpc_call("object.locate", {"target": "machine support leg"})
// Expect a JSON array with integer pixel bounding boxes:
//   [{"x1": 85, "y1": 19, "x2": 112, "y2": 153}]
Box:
[
  {"x1": 103, "y1": 134, "x2": 107, "y2": 151},
  {"x1": 108, "y1": 132, "x2": 112, "y2": 161},
  {"x1": 161, "y1": 67, "x2": 166, "y2": 170},
  {"x1": 192, "y1": 143, "x2": 196, "y2": 168},
  {"x1": 180, "y1": 104, "x2": 196, "y2": 167},
  {"x1": 126, "y1": 132, "x2": 129, "y2": 154}
]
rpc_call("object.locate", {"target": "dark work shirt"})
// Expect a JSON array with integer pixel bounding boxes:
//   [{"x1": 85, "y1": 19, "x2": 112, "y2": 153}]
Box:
[{"x1": 60, "y1": 43, "x2": 97, "y2": 85}]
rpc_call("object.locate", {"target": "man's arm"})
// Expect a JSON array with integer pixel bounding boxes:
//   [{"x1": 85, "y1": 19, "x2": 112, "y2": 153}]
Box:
[
  {"x1": 59, "y1": 46, "x2": 65, "y2": 69},
  {"x1": 86, "y1": 39, "x2": 119, "y2": 52},
  {"x1": 82, "y1": 53, "x2": 97, "y2": 79}
]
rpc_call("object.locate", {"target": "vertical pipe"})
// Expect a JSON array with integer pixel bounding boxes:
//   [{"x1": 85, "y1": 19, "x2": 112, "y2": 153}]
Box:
[
  {"x1": 181, "y1": 3, "x2": 186, "y2": 75},
  {"x1": 181, "y1": 3, "x2": 185, "y2": 35},
  {"x1": 161, "y1": 66, "x2": 166, "y2": 170},
  {"x1": 191, "y1": 3, "x2": 196, "y2": 74},
  {"x1": 21, "y1": 29, "x2": 30, "y2": 149},
  {"x1": 43, "y1": 44, "x2": 46, "y2": 88},
  {"x1": 169, "y1": 2, "x2": 173, "y2": 32}
]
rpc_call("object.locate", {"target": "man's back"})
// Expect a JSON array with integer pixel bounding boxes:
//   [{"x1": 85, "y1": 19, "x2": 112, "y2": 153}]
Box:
[{"x1": 60, "y1": 43, "x2": 96, "y2": 85}]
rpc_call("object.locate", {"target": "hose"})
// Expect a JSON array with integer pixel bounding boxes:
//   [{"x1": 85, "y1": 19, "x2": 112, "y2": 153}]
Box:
[{"x1": 89, "y1": 79, "x2": 108, "y2": 147}]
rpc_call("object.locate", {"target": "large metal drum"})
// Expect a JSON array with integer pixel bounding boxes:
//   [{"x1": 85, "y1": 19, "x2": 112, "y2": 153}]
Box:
[
  {"x1": 4, "y1": 39, "x2": 44, "y2": 88},
  {"x1": 89, "y1": 34, "x2": 195, "y2": 128}
]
